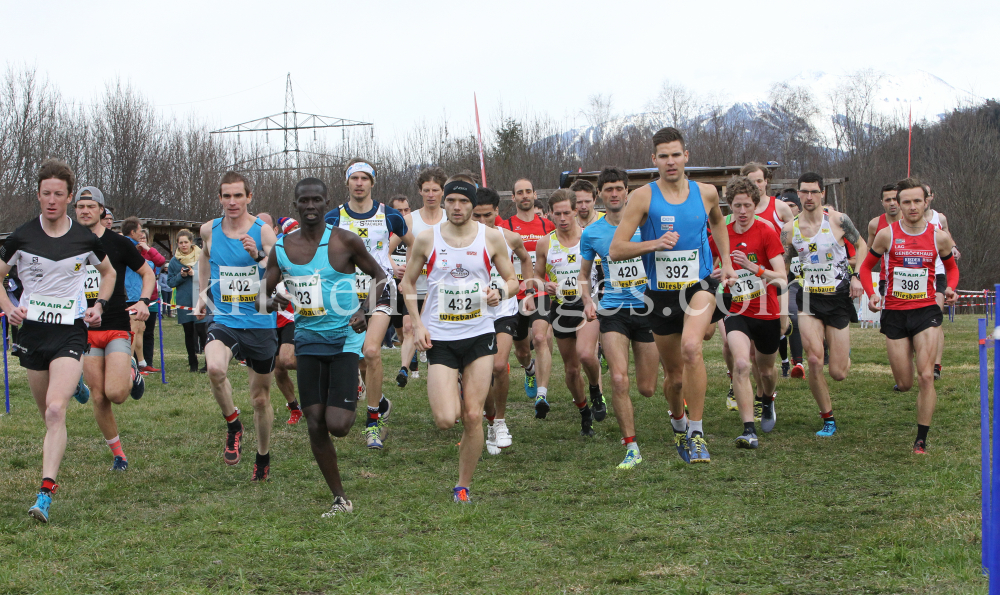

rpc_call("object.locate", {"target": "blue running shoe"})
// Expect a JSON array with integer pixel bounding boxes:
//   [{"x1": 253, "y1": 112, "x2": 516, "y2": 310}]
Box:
[
  {"x1": 687, "y1": 433, "x2": 711, "y2": 463},
  {"x1": 73, "y1": 376, "x2": 90, "y2": 405},
  {"x1": 130, "y1": 358, "x2": 145, "y2": 400},
  {"x1": 111, "y1": 456, "x2": 128, "y2": 471},
  {"x1": 453, "y1": 486, "x2": 471, "y2": 503},
  {"x1": 28, "y1": 492, "x2": 51, "y2": 523},
  {"x1": 617, "y1": 448, "x2": 642, "y2": 469},
  {"x1": 816, "y1": 419, "x2": 837, "y2": 437},
  {"x1": 395, "y1": 368, "x2": 408, "y2": 388},
  {"x1": 534, "y1": 396, "x2": 549, "y2": 419},
  {"x1": 524, "y1": 373, "x2": 537, "y2": 399},
  {"x1": 673, "y1": 430, "x2": 691, "y2": 463}
]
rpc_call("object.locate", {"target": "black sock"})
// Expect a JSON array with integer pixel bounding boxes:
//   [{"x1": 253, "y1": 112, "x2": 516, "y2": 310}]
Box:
[
  {"x1": 589, "y1": 384, "x2": 601, "y2": 397},
  {"x1": 378, "y1": 396, "x2": 389, "y2": 414},
  {"x1": 288, "y1": 401, "x2": 299, "y2": 411},
  {"x1": 744, "y1": 421, "x2": 757, "y2": 434},
  {"x1": 916, "y1": 424, "x2": 929, "y2": 442},
  {"x1": 400, "y1": 366, "x2": 408, "y2": 374},
  {"x1": 227, "y1": 419, "x2": 242, "y2": 434},
  {"x1": 580, "y1": 404, "x2": 592, "y2": 418},
  {"x1": 256, "y1": 452, "x2": 270, "y2": 466}
]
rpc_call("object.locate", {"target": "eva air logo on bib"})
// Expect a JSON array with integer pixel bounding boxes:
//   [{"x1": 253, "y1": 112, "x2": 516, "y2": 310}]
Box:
[
  {"x1": 219, "y1": 265, "x2": 260, "y2": 303},
  {"x1": 27, "y1": 295, "x2": 75, "y2": 325},
  {"x1": 654, "y1": 249, "x2": 698, "y2": 290}
]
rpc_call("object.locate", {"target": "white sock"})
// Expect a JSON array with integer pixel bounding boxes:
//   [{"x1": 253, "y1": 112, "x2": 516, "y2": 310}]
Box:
[
  {"x1": 782, "y1": 359, "x2": 789, "y2": 364},
  {"x1": 688, "y1": 420, "x2": 704, "y2": 437},
  {"x1": 537, "y1": 387, "x2": 547, "y2": 399},
  {"x1": 627, "y1": 441, "x2": 640, "y2": 454},
  {"x1": 524, "y1": 360, "x2": 535, "y2": 375},
  {"x1": 670, "y1": 414, "x2": 688, "y2": 433},
  {"x1": 495, "y1": 418, "x2": 505, "y2": 425},
  {"x1": 138, "y1": 360, "x2": 147, "y2": 368}
]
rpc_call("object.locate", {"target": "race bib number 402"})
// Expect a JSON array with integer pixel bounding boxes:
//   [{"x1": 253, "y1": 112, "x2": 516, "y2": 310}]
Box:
[
  {"x1": 219, "y1": 265, "x2": 260, "y2": 303},
  {"x1": 27, "y1": 294, "x2": 75, "y2": 325},
  {"x1": 438, "y1": 283, "x2": 483, "y2": 321},
  {"x1": 654, "y1": 249, "x2": 699, "y2": 290}
]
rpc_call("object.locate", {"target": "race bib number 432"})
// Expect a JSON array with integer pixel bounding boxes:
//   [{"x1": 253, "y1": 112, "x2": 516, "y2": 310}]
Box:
[
  {"x1": 219, "y1": 265, "x2": 260, "y2": 303},
  {"x1": 654, "y1": 249, "x2": 699, "y2": 290},
  {"x1": 438, "y1": 283, "x2": 483, "y2": 321}
]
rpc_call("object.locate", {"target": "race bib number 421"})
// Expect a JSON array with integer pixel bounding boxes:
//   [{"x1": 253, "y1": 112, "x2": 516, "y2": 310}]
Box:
[
  {"x1": 84, "y1": 265, "x2": 100, "y2": 300},
  {"x1": 654, "y1": 249, "x2": 699, "y2": 290}
]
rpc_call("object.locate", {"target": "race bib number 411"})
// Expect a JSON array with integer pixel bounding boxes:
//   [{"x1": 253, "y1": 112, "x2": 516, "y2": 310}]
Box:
[
  {"x1": 654, "y1": 249, "x2": 699, "y2": 290},
  {"x1": 219, "y1": 265, "x2": 260, "y2": 303}
]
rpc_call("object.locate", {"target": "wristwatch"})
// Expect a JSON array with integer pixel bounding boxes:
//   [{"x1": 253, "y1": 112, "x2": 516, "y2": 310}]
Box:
[
  {"x1": 253, "y1": 252, "x2": 266, "y2": 263},
  {"x1": 140, "y1": 297, "x2": 151, "y2": 306},
  {"x1": 96, "y1": 298, "x2": 108, "y2": 309}
]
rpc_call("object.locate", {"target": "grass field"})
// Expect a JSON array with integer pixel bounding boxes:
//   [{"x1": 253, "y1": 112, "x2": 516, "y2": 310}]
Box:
[{"x1": 0, "y1": 314, "x2": 991, "y2": 594}]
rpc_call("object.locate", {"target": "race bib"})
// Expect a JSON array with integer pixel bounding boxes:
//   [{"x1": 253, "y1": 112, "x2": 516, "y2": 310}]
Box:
[
  {"x1": 654, "y1": 249, "x2": 699, "y2": 290},
  {"x1": 354, "y1": 269, "x2": 372, "y2": 300},
  {"x1": 790, "y1": 257, "x2": 802, "y2": 280},
  {"x1": 285, "y1": 274, "x2": 325, "y2": 316},
  {"x1": 730, "y1": 269, "x2": 763, "y2": 302},
  {"x1": 27, "y1": 294, "x2": 75, "y2": 325},
  {"x1": 438, "y1": 283, "x2": 483, "y2": 321},
  {"x1": 84, "y1": 265, "x2": 100, "y2": 300},
  {"x1": 802, "y1": 262, "x2": 835, "y2": 294},
  {"x1": 892, "y1": 268, "x2": 928, "y2": 300},
  {"x1": 390, "y1": 254, "x2": 406, "y2": 269},
  {"x1": 513, "y1": 253, "x2": 537, "y2": 281},
  {"x1": 610, "y1": 258, "x2": 647, "y2": 288},
  {"x1": 557, "y1": 274, "x2": 579, "y2": 300},
  {"x1": 219, "y1": 265, "x2": 260, "y2": 303}
]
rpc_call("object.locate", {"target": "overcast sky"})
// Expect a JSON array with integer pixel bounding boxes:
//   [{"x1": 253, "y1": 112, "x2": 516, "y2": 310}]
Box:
[{"x1": 2, "y1": 0, "x2": 997, "y2": 146}]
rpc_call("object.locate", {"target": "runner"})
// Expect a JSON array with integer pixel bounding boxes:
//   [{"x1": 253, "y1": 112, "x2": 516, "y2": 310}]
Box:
[
  {"x1": 121, "y1": 217, "x2": 166, "y2": 374},
  {"x1": 781, "y1": 172, "x2": 866, "y2": 437},
  {"x1": 922, "y1": 183, "x2": 960, "y2": 380},
  {"x1": 580, "y1": 167, "x2": 659, "y2": 468},
  {"x1": 194, "y1": 171, "x2": 279, "y2": 481},
  {"x1": 101, "y1": 206, "x2": 114, "y2": 229},
  {"x1": 860, "y1": 178, "x2": 958, "y2": 453},
  {"x1": 265, "y1": 177, "x2": 388, "y2": 516},
  {"x1": 387, "y1": 195, "x2": 419, "y2": 384},
  {"x1": 741, "y1": 162, "x2": 794, "y2": 229},
  {"x1": 611, "y1": 127, "x2": 736, "y2": 463},
  {"x1": 866, "y1": 184, "x2": 901, "y2": 300},
  {"x1": 74, "y1": 187, "x2": 154, "y2": 472},
  {"x1": 569, "y1": 178, "x2": 606, "y2": 415},
  {"x1": 718, "y1": 177, "x2": 787, "y2": 448},
  {"x1": 324, "y1": 158, "x2": 410, "y2": 449},
  {"x1": 779, "y1": 191, "x2": 804, "y2": 379},
  {"x1": 496, "y1": 178, "x2": 552, "y2": 402},
  {"x1": 400, "y1": 176, "x2": 519, "y2": 503},
  {"x1": 0, "y1": 159, "x2": 116, "y2": 522},
  {"x1": 471, "y1": 186, "x2": 532, "y2": 454},
  {"x1": 528, "y1": 189, "x2": 601, "y2": 435},
  {"x1": 257, "y1": 212, "x2": 302, "y2": 425}
]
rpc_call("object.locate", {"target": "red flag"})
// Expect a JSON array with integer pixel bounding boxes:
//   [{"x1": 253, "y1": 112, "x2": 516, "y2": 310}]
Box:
[{"x1": 474, "y1": 93, "x2": 487, "y2": 188}]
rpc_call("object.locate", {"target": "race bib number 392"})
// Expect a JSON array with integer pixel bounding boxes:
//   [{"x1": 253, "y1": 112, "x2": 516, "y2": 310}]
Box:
[{"x1": 654, "y1": 249, "x2": 699, "y2": 290}]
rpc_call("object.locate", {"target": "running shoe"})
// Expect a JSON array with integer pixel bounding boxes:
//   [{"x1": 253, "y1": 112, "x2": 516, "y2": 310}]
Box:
[
  {"x1": 396, "y1": 368, "x2": 408, "y2": 388},
  {"x1": 365, "y1": 425, "x2": 384, "y2": 450},
  {"x1": 893, "y1": 385, "x2": 904, "y2": 392},
  {"x1": 130, "y1": 358, "x2": 145, "y2": 400},
  {"x1": 141, "y1": 365, "x2": 160, "y2": 374},
  {"x1": 687, "y1": 433, "x2": 711, "y2": 463},
  {"x1": 524, "y1": 372, "x2": 537, "y2": 399},
  {"x1": 494, "y1": 419, "x2": 512, "y2": 448},
  {"x1": 110, "y1": 456, "x2": 128, "y2": 471},
  {"x1": 453, "y1": 486, "x2": 471, "y2": 503},
  {"x1": 534, "y1": 396, "x2": 549, "y2": 419},
  {"x1": 73, "y1": 376, "x2": 90, "y2": 405},
  {"x1": 617, "y1": 448, "x2": 642, "y2": 469},
  {"x1": 358, "y1": 372, "x2": 367, "y2": 403},
  {"x1": 251, "y1": 457, "x2": 269, "y2": 482},
  {"x1": 321, "y1": 496, "x2": 353, "y2": 518},
  {"x1": 816, "y1": 419, "x2": 837, "y2": 437},
  {"x1": 913, "y1": 439, "x2": 927, "y2": 454},
  {"x1": 735, "y1": 430, "x2": 759, "y2": 449},
  {"x1": 673, "y1": 430, "x2": 691, "y2": 463},
  {"x1": 590, "y1": 387, "x2": 607, "y2": 422},
  {"x1": 28, "y1": 492, "x2": 51, "y2": 523},
  {"x1": 379, "y1": 396, "x2": 393, "y2": 423},
  {"x1": 580, "y1": 407, "x2": 595, "y2": 437},
  {"x1": 726, "y1": 384, "x2": 737, "y2": 411},
  {"x1": 411, "y1": 370, "x2": 420, "y2": 380},
  {"x1": 486, "y1": 424, "x2": 501, "y2": 455},
  {"x1": 933, "y1": 366, "x2": 941, "y2": 381},
  {"x1": 781, "y1": 361, "x2": 790, "y2": 378},
  {"x1": 419, "y1": 351, "x2": 427, "y2": 363},
  {"x1": 224, "y1": 421, "x2": 243, "y2": 465},
  {"x1": 790, "y1": 363, "x2": 805, "y2": 379},
  {"x1": 753, "y1": 401, "x2": 762, "y2": 423},
  {"x1": 286, "y1": 406, "x2": 302, "y2": 425},
  {"x1": 761, "y1": 398, "x2": 776, "y2": 433}
]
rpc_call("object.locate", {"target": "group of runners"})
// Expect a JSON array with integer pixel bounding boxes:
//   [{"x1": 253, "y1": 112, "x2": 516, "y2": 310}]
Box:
[{"x1": 5, "y1": 125, "x2": 961, "y2": 522}]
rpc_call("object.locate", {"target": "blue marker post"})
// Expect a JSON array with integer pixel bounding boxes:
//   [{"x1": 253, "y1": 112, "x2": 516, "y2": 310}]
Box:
[
  {"x1": 982, "y1": 317, "x2": 992, "y2": 575},
  {"x1": 157, "y1": 305, "x2": 167, "y2": 385},
  {"x1": 2, "y1": 315, "x2": 8, "y2": 414},
  {"x1": 993, "y1": 284, "x2": 1000, "y2": 593}
]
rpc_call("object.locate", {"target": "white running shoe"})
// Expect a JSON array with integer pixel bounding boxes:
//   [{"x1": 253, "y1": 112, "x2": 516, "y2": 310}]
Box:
[
  {"x1": 411, "y1": 370, "x2": 420, "y2": 379},
  {"x1": 419, "y1": 351, "x2": 427, "y2": 363},
  {"x1": 321, "y1": 496, "x2": 353, "y2": 518},
  {"x1": 494, "y1": 419, "x2": 512, "y2": 448},
  {"x1": 486, "y1": 423, "x2": 501, "y2": 455}
]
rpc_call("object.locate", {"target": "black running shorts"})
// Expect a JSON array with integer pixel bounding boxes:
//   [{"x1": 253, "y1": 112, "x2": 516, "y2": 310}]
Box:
[
  {"x1": 427, "y1": 333, "x2": 497, "y2": 370},
  {"x1": 880, "y1": 304, "x2": 942, "y2": 341},
  {"x1": 296, "y1": 351, "x2": 360, "y2": 410},
  {"x1": 796, "y1": 291, "x2": 858, "y2": 330},
  {"x1": 512, "y1": 295, "x2": 550, "y2": 342},
  {"x1": 15, "y1": 319, "x2": 88, "y2": 371},
  {"x1": 206, "y1": 323, "x2": 278, "y2": 374},
  {"x1": 548, "y1": 301, "x2": 587, "y2": 339},
  {"x1": 278, "y1": 321, "x2": 295, "y2": 346},
  {"x1": 645, "y1": 277, "x2": 724, "y2": 336},
  {"x1": 598, "y1": 309, "x2": 653, "y2": 343},
  {"x1": 494, "y1": 315, "x2": 518, "y2": 336},
  {"x1": 723, "y1": 315, "x2": 781, "y2": 355}
]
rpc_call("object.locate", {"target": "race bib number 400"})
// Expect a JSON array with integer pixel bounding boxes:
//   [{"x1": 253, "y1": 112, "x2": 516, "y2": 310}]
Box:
[
  {"x1": 27, "y1": 294, "x2": 75, "y2": 325},
  {"x1": 285, "y1": 274, "x2": 325, "y2": 316},
  {"x1": 610, "y1": 257, "x2": 647, "y2": 288},
  {"x1": 802, "y1": 262, "x2": 835, "y2": 294},
  {"x1": 84, "y1": 265, "x2": 100, "y2": 300},
  {"x1": 654, "y1": 249, "x2": 699, "y2": 290},
  {"x1": 219, "y1": 265, "x2": 260, "y2": 303},
  {"x1": 730, "y1": 269, "x2": 763, "y2": 302},
  {"x1": 438, "y1": 283, "x2": 483, "y2": 321},
  {"x1": 892, "y1": 268, "x2": 928, "y2": 300}
]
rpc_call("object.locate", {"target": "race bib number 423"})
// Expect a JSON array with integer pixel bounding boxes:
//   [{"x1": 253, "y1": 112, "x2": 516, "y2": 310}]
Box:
[
  {"x1": 285, "y1": 274, "x2": 325, "y2": 316},
  {"x1": 438, "y1": 283, "x2": 483, "y2": 321},
  {"x1": 219, "y1": 265, "x2": 260, "y2": 303},
  {"x1": 654, "y1": 249, "x2": 699, "y2": 290},
  {"x1": 27, "y1": 294, "x2": 75, "y2": 325}
]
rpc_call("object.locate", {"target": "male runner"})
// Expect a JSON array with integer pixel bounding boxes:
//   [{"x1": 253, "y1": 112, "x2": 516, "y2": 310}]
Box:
[
  {"x1": 472, "y1": 186, "x2": 532, "y2": 454},
  {"x1": 75, "y1": 187, "x2": 154, "y2": 472},
  {"x1": 866, "y1": 184, "x2": 901, "y2": 299},
  {"x1": 387, "y1": 195, "x2": 419, "y2": 381},
  {"x1": 580, "y1": 167, "x2": 659, "y2": 468},
  {"x1": 569, "y1": 178, "x2": 607, "y2": 412},
  {"x1": 611, "y1": 128, "x2": 735, "y2": 463},
  {"x1": 257, "y1": 212, "x2": 301, "y2": 424},
  {"x1": 401, "y1": 177, "x2": 518, "y2": 503},
  {"x1": 922, "y1": 184, "x2": 960, "y2": 380},
  {"x1": 265, "y1": 177, "x2": 387, "y2": 516},
  {"x1": 719, "y1": 177, "x2": 787, "y2": 448},
  {"x1": 325, "y1": 158, "x2": 410, "y2": 449},
  {"x1": 496, "y1": 178, "x2": 553, "y2": 400},
  {"x1": 121, "y1": 217, "x2": 166, "y2": 374},
  {"x1": 741, "y1": 162, "x2": 794, "y2": 229},
  {"x1": 527, "y1": 189, "x2": 601, "y2": 435},
  {"x1": 195, "y1": 171, "x2": 279, "y2": 481},
  {"x1": 781, "y1": 172, "x2": 866, "y2": 437},
  {"x1": 860, "y1": 178, "x2": 958, "y2": 452},
  {"x1": 780, "y1": 191, "x2": 804, "y2": 378},
  {"x1": 0, "y1": 159, "x2": 116, "y2": 522}
]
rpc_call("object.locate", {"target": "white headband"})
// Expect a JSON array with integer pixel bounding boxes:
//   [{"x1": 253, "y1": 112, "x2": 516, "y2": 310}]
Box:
[{"x1": 346, "y1": 162, "x2": 375, "y2": 182}]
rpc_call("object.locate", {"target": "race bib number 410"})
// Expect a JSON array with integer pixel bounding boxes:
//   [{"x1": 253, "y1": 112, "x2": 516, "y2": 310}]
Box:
[
  {"x1": 219, "y1": 265, "x2": 260, "y2": 303},
  {"x1": 654, "y1": 249, "x2": 699, "y2": 290},
  {"x1": 803, "y1": 262, "x2": 835, "y2": 294},
  {"x1": 27, "y1": 294, "x2": 75, "y2": 325},
  {"x1": 438, "y1": 283, "x2": 483, "y2": 321}
]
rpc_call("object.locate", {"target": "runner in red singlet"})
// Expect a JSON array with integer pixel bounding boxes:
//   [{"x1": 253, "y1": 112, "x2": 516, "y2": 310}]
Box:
[{"x1": 865, "y1": 184, "x2": 901, "y2": 298}]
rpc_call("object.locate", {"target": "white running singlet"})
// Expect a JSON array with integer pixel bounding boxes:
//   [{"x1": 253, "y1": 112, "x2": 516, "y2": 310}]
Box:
[{"x1": 421, "y1": 223, "x2": 495, "y2": 341}]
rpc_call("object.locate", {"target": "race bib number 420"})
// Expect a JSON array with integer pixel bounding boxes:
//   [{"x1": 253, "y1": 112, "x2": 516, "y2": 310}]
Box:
[
  {"x1": 27, "y1": 294, "x2": 75, "y2": 325},
  {"x1": 892, "y1": 268, "x2": 928, "y2": 300},
  {"x1": 219, "y1": 265, "x2": 260, "y2": 303},
  {"x1": 654, "y1": 249, "x2": 699, "y2": 290},
  {"x1": 438, "y1": 283, "x2": 483, "y2": 321},
  {"x1": 610, "y1": 257, "x2": 647, "y2": 288}
]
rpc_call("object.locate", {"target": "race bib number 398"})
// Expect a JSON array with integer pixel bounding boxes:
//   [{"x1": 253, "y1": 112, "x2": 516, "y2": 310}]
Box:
[
  {"x1": 219, "y1": 265, "x2": 260, "y2": 303},
  {"x1": 892, "y1": 268, "x2": 928, "y2": 300},
  {"x1": 654, "y1": 249, "x2": 699, "y2": 290}
]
